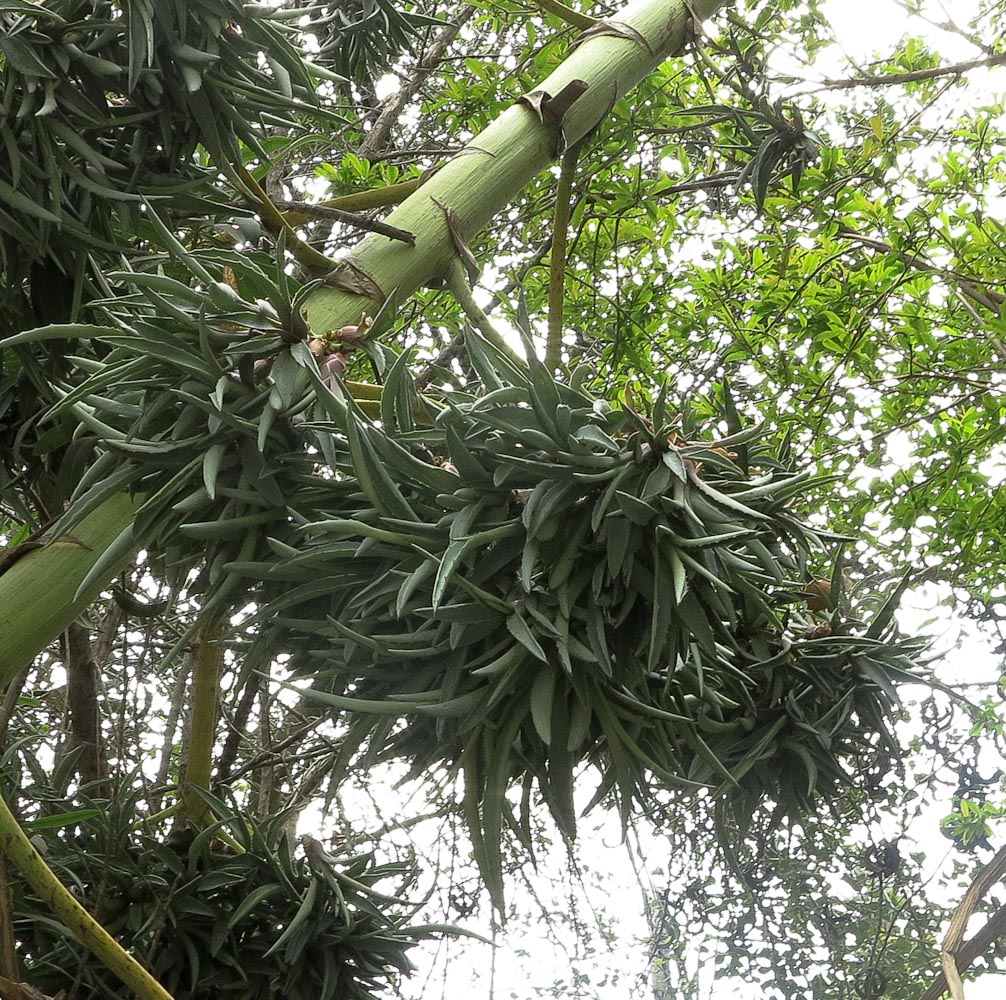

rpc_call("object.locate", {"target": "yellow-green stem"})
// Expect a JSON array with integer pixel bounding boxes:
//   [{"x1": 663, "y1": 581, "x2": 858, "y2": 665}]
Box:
[
  {"x1": 0, "y1": 492, "x2": 140, "y2": 686},
  {"x1": 545, "y1": 143, "x2": 583, "y2": 373},
  {"x1": 445, "y1": 263, "x2": 528, "y2": 369},
  {"x1": 236, "y1": 165, "x2": 336, "y2": 271},
  {"x1": 281, "y1": 178, "x2": 425, "y2": 225},
  {"x1": 0, "y1": 793, "x2": 175, "y2": 1000},
  {"x1": 536, "y1": 0, "x2": 597, "y2": 29},
  {"x1": 181, "y1": 620, "x2": 222, "y2": 824}
]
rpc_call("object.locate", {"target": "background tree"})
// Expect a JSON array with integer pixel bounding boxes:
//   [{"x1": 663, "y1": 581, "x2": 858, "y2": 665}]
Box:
[{"x1": 1, "y1": 1, "x2": 1005, "y2": 999}]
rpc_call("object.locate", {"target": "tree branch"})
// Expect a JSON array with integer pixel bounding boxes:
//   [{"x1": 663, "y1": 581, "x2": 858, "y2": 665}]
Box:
[
  {"x1": 930, "y1": 844, "x2": 1006, "y2": 1000},
  {"x1": 268, "y1": 199, "x2": 415, "y2": 244},
  {"x1": 788, "y1": 52, "x2": 1006, "y2": 94},
  {"x1": 837, "y1": 225, "x2": 1006, "y2": 313},
  {"x1": 63, "y1": 622, "x2": 107, "y2": 792},
  {"x1": 359, "y1": 5, "x2": 478, "y2": 158},
  {"x1": 920, "y1": 900, "x2": 1006, "y2": 1000}
]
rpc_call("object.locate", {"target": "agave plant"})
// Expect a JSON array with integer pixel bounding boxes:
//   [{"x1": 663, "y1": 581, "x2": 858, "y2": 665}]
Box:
[
  {"x1": 8, "y1": 780, "x2": 442, "y2": 1000},
  {"x1": 10, "y1": 245, "x2": 925, "y2": 906},
  {"x1": 246, "y1": 333, "x2": 924, "y2": 903}
]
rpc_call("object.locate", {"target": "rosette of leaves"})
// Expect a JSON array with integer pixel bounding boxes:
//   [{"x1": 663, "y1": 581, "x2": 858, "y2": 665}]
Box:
[
  {"x1": 311, "y1": 0, "x2": 445, "y2": 81},
  {"x1": 14, "y1": 246, "x2": 925, "y2": 907},
  {"x1": 233, "y1": 332, "x2": 925, "y2": 906},
  {"x1": 0, "y1": 0, "x2": 351, "y2": 520},
  {"x1": 0, "y1": 1, "x2": 345, "y2": 292},
  {"x1": 678, "y1": 97, "x2": 824, "y2": 210},
  {"x1": 4, "y1": 237, "x2": 360, "y2": 623},
  {"x1": 9, "y1": 782, "x2": 446, "y2": 1000}
]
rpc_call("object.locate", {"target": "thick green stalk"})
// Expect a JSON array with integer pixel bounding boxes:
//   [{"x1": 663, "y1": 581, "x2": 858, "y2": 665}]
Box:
[
  {"x1": 180, "y1": 620, "x2": 223, "y2": 824},
  {"x1": 303, "y1": 0, "x2": 724, "y2": 336},
  {"x1": 0, "y1": 493, "x2": 139, "y2": 685}
]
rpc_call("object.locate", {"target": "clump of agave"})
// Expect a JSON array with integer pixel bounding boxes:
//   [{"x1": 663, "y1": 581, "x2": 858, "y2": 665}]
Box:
[
  {"x1": 10, "y1": 784, "x2": 440, "y2": 1000},
  {"x1": 245, "y1": 332, "x2": 924, "y2": 903},
  {"x1": 18, "y1": 250, "x2": 924, "y2": 906}
]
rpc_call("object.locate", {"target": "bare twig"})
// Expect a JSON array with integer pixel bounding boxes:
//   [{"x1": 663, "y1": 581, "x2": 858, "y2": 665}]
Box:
[
  {"x1": 268, "y1": 199, "x2": 416, "y2": 245},
  {"x1": 787, "y1": 52, "x2": 1006, "y2": 94},
  {"x1": 214, "y1": 669, "x2": 262, "y2": 787},
  {"x1": 360, "y1": 6, "x2": 478, "y2": 158},
  {"x1": 921, "y1": 901, "x2": 1006, "y2": 1000},
  {"x1": 889, "y1": 0, "x2": 995, "y2": 56},
  {"x1": 937, "y1": 844, "x2": 1006, "y2": 1000},
  {"x1": 152, "y1": 651, "x2": 191, "y2": 815}
]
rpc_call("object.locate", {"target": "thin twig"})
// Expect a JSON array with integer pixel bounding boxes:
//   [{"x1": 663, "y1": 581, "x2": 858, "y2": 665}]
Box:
[
  {"x1": 268, "y1": 199, "x2": 416, "y2": 245},
  {"x1": 786, "y1": 52, "x2": 1006, "y2": 94},
  {"x1": 939, "y1": 844, "x2": 1006, "y2": 1000},
  {"x1": 889, "y1": 0, "x2": 995, "y2": 55},
  {"x1": 360, "y1": 6, "x2": 478, "y2": 158},
  {"x1": 921, "y1": 901, "x2": 1006, "y2": 1000},
  {"x1": 214, "y1": 669, "x2": 262, "y2": 787}
]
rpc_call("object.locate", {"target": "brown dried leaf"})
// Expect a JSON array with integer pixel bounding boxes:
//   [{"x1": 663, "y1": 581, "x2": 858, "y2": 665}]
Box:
[
  {"x1": 432, "y1": 197, "x2": 480, "y2": 285},
  {"x1": 321, "y1": 260, "x2": 385, "y2": 302}
]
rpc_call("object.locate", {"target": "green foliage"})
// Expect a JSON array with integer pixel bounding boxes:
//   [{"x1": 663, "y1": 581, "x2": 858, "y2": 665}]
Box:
[
  {"x1": 255, "y1": 336, "x2": 927, "y2": 907},
  {"x1": 17, "y1": 225, "x2": 924, "y2": 907},
  {"x1": 3, "y1": 0, "x2": 1006, "y2": 996},
  {"x1": 9, "y1": 782, "x2": 435, "y2": 1000},
  {"x1": 647, "y1": 804, "x2": 949, "y2": 1000},
  {"x1": 0, "y1": 1, "x2": 340, "y2": 291},
  {"x1": 0, "y1": 0, "x2": 350, "y2": 526},
  {"x1": 681, "y1": 98, "x2": 824, "y2": 210},
  {"x1": 311, "y1": 1, "x2": 445, "y2": 82}
]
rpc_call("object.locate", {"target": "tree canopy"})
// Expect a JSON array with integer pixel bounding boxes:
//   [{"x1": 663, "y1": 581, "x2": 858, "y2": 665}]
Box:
[{"x1": 1, "y1": 1, "x2": 1006, "y2": 999}]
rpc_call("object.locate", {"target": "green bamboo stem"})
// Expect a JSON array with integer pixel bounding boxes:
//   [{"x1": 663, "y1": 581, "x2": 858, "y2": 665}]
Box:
[
  {"x1": 0, "y1": 793, "x2": 175, "y2": 1000},
  {"x1": 0, "y1": 492, "x2": 140, "y2": 686},
  {"x1": 302, "y1": 0, "x2": 724, "y2": 337},
  {"x1": 180, "y1": 620, "x2": 223, "y2": 825},
  {"x1": 545, "y1": 142, "x2": 583, "y2": 373}
]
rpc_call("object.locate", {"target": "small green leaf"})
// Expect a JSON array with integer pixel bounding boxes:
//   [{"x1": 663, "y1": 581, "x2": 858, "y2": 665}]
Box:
[
  {"x1": 507, "y1": 613, "x2": 548, "y2": 662},
  {"x1": 529, "y1": 667, "x2": 555, "y2": 744}
]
